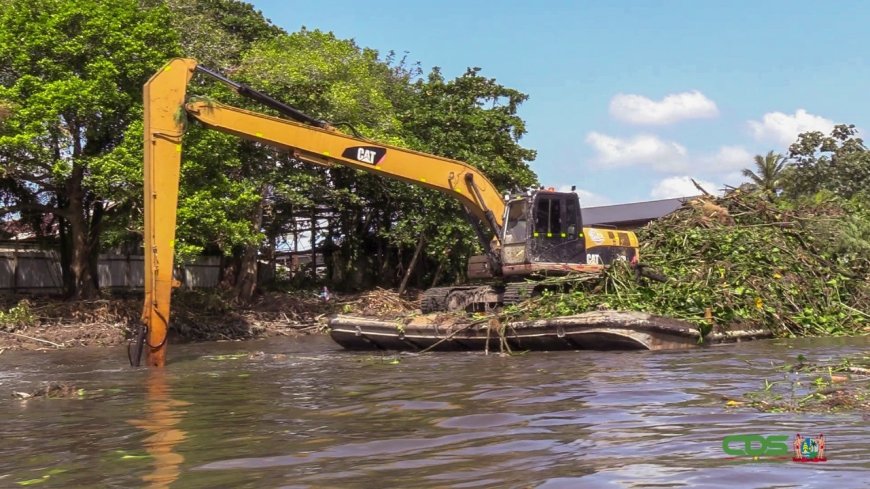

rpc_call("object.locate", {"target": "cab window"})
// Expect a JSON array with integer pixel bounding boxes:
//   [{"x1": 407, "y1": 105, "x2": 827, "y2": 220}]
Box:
[
  {"x1": 535, "y1": 197, "x2": 562, "y2": 237},
  {"x1": 504, "y1": 201, "x2": 527, "y2": 245}
]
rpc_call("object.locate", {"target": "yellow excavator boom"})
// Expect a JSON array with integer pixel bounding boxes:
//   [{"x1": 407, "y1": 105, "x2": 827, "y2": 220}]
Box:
[
  {"x1": 141, "y1": 58, "x2": 197, "y2": 367},
  {"x1": 140, "y1": 58, "x2": 641, "y2": 366},
  {"x1": 140, "y1": 58, "x2": 506, "y2": 366},
  {"x1": 184, "y1": 100, "x2": 507, "y2": 225}
]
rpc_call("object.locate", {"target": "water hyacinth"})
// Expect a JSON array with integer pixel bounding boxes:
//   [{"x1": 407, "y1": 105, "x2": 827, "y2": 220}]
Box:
[{"x1": 530, "y1": 189, "x2": 869, "y2": 337}]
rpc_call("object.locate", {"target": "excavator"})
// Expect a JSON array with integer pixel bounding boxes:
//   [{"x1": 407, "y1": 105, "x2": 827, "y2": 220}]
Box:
[{"x1": 139, "y1": 58, "x2": 639, "y2": 366}]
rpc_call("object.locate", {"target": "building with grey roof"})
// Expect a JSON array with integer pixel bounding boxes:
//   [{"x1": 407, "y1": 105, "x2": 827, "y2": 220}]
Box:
[{"x1": 582, "y1": 197, "x2": 695, "y2": 230}]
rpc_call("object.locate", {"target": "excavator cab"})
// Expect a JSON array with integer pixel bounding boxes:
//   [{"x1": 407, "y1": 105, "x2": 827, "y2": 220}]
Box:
[
  {"x1": 502, "y1": 190, "x2": 585, "y2": 266},
  {"x1": 529, "y1": 190, "x2": 586, "y2": 264}
]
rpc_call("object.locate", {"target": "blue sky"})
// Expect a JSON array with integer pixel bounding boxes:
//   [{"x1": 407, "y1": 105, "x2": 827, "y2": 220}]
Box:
[{"x1": 250, "y1": 0, "x2": 869, "y2": 205}]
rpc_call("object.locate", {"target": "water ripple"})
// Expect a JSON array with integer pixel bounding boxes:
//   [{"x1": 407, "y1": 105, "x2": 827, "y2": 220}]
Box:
[{"x1": 0, "y1": 335, "x2": 867, "y2": 488}]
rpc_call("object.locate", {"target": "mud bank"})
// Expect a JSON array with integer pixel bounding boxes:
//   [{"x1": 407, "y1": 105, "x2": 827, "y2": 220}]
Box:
[{"x1": 0, "y1": 288, "x2": 417, "y2": 351}]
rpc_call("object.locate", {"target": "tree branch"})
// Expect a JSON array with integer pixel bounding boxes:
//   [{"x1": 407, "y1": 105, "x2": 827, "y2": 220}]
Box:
[
  {"x1": 0, "y1": 203, "x2": 70, "y2": 218},
  {"x1": 691, "y1": 178, "x2": 712, "y2": 196}
]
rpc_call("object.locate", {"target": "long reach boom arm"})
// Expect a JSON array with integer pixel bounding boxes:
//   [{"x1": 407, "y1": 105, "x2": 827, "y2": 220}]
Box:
[{"x1": 141, "y1": 58, "x2": 507, "y2": 366}]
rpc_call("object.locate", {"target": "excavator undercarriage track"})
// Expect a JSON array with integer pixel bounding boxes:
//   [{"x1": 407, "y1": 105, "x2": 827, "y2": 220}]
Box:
[
  {"x1": 421, "y1": 286, "x2": 502, "y2": 313},
  {"x1": 421, "y1": 282, "x2": 542, "y2": 313},
  {"x1": 502, "y1": 282, "x2": 539, "y2": 306}
]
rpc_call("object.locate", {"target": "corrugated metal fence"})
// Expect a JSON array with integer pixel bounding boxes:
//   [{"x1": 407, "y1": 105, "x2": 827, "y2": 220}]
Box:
[{"x1": 0, "y1": 250, "x2": 221, "y2": 294}]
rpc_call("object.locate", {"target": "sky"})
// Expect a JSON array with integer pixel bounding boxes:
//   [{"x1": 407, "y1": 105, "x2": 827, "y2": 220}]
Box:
[{"x1": 250, "y1": 0, "x2": 869, "y2": 206}]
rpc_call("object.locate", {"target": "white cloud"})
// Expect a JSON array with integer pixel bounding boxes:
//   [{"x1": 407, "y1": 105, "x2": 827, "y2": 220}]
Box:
[
  {"x1": 557, "y1": 185, "x2": 613, "y2": 207},
  {"x1": 610, "y1": 91, "x2": 719, "y2": 125},
  {"x1": 576, "y1": 189, "x2": 613, "y2": 207},
  {"x1": 698, "y1": 145, "x2": 753, "y2": 172},
  {"x1": 747, "y1": 109, "x2": 835, "y2": 146},
  {"x1": 586, "y1": 132, "x2": 688, "y2": 172},
  {"x1": 650, "y1": 176, "x2": 720, "y2": 199},
  {"x1": 721, "y1": 171, "x2": 747, "y2": 188},
  {"x1": 587, "y1": 132, "x2": 757, "y2": 178}
]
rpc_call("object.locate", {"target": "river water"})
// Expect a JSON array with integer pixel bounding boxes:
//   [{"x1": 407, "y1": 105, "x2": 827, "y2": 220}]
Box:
[{"x1": 1, "y1": 335, "x2": 867, "y2": 488}]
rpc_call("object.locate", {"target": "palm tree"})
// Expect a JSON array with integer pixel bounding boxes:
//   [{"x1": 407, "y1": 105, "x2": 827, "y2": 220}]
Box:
[{"x1": 742, "y1": 151, "x2": 787, "y2": 195}]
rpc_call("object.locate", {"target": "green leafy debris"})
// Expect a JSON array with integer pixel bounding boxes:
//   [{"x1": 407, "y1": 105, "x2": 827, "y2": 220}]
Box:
[{"x1": 528, "y1": 189, "x2": 869, "y2": 338}]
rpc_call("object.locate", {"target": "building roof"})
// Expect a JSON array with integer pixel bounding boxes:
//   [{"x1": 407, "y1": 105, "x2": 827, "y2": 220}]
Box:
[{"x1": 582, "y1": 197, "x2": 694, "y2": 227}]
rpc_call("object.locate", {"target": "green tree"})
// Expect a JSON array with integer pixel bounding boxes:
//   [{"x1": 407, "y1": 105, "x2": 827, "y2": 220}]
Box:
[
  {"x1": 404, "y1": 67, "x2": 538, "y2": 191},
  {"x1": 165, "y1": 0, "x2": 282, "y2": 71},
  {"x1": 0, "y1": 0, "x2": 179, "y2": 297},
  {"x1": 742, "y1": 150, "x2": 786, "y2": 195},
  {"x1": 239, "y1": 29, "x2": 406, "y2": 138},
  {"x1": 236, "y1": 30, "x2": 415, "y2": 291},
  {"x1": 160, "y1": 0, "x2": 284, "y2": 300},
  {"x1": 397, "y1": 66, "x2": 539, "y2": 285},
  {"x1": 783, "y1": 124, "x2": 869, "y2": 199}
]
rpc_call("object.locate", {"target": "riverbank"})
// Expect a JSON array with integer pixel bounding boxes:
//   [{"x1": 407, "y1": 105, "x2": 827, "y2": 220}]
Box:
[{"x1": 0, "y1": 288, "x2": 418, "y2": 351}]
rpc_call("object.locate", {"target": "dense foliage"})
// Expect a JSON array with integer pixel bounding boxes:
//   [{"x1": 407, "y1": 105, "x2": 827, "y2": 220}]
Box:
[
  {"x1": 0, "y1": 0, "x2": 538, "y2": 298},
  {"x1": 529, "y1": 121, "x2": 868, "y2": 337},
  {"x1": 782, "y1": 124, "x2": 869, "y2": 199},
  {"x1": 0, "y1": 0, "x2": 180, "y2": 297},
  {"x1": 531, "y1": 181, "x2": 869, "y2": 337}
]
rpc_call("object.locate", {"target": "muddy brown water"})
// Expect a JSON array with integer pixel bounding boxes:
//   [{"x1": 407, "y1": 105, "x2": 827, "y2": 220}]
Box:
[{"x1": 1, "y1": 335, "x2": 868, "y2": 488}]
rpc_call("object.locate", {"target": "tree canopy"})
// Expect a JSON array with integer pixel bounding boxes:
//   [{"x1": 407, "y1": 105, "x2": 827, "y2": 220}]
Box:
[
  {"x1": 0, "y1": 0, "x2": 180, "y2": 297},
  {"x1": 1, "y1": 1, "x2": 541, "y2": 297},
  {"x1": 782, "y1": 124, "x2": 869, "y2": 199},
  {"x1": 742, "y1": 151, "x2": 786, "y2": 195}
]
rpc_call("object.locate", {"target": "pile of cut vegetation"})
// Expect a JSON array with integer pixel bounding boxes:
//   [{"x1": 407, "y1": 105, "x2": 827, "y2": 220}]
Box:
[
  {"x1": 529, "y1": 188, "x2": 869, "y2": 337},
  {"x1": 0, "y1": 289, "x2": 333, "y2": 350},
  {"x1": 0, "y1": 297, "x2": 138, "y2": 349},
  {"x1": 343, "y1": 288, "x2": 419, "y2": 317}
]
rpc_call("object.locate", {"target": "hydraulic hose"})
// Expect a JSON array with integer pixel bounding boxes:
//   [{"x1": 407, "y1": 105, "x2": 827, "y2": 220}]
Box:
[{"x1": 128, "y1": 323, "x2": 148, "y2": 367}]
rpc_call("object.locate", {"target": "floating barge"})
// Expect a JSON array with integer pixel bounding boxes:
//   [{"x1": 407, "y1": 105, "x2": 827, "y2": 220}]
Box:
[{"x1": 328, "y1": 311, "x2": 771, "y2": 352}]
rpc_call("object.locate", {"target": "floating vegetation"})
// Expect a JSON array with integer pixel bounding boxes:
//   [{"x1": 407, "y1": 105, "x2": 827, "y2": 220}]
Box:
[
  {"x1": 530, "y1": 189, "x2": 869, "y2": 337},
  {"x1": 12, "y1": 383, "x2": 84, "y2": 400},
  {"x1": 736, "y1": 354, "x2": 870, "y2": 414}
]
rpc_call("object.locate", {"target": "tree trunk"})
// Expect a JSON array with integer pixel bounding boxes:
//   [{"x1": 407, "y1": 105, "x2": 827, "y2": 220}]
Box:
[
  {"x1": 430, "y1": 260, "x2": 443, "y2": 288},
  {"x1": 267, "y1": 231, "x2": 276, "y2": 285},
  {"x1": 218, "y1": 254, "x2": 237, "y2": 289},
  {"x1": 234, "y1": 186, "x2": 267, "y2": 301},
  {"x1": 293, "y1": 217, "x2": 298, "y2": 253},
  {"x1": 87, "y1": 200, "x2": 105, "y2": 292},
  {"x1": 65, "y1": 165, "x2": 98, "y2": 299},
  {"x1": 398, "y1": 234, "x2": 425, "y2": 296},
  {"x1": 310, "y1": 209, "x2": 317, "y2": 280},
  {"x1": 57, "y1": 215, "x2": 74, "y2": 296},
  {"x1": 234, "y1": 245, "x2": 258, "y2": 301},
  {"x1": 378, "y1": 212, "x2": 392, "y2": 285}
]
